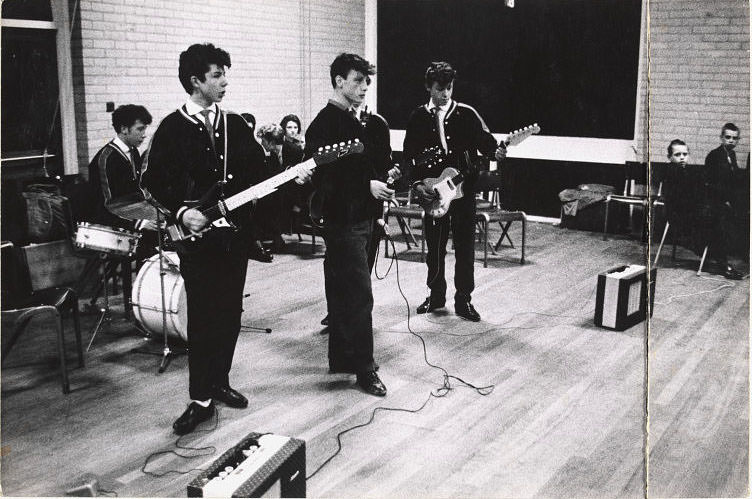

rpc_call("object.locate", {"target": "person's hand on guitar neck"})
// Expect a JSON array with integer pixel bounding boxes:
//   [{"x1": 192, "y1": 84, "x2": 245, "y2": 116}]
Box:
[
  {"x1": 294, "y1": 163, "x2": 314, "y2": 185},
  {"x1": 370, "y1": 180, "x2": 395, "y2": 201},
  {"x1": 181, "y1": 207, "x2": 211, "y2": 234},
  {"x1": 494, "y1": 142, "x2": 507, "y2": 162}
]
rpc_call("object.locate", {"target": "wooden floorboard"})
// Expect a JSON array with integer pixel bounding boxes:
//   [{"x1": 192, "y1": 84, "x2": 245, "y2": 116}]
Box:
[{"x1": 1, "y1": 222, "x2": 748, "y2": 497}]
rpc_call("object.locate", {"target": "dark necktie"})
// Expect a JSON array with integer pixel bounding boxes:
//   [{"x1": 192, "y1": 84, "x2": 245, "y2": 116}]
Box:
[
  {"x1": 728, "y1": 150, "x2": 737, "y2": 168},
  {"x1": 200, "y1": 109, "x2": 215, "y2": 147},
  {"x1": 129, "y1": 147, "x2": 139, "y2": 177}
]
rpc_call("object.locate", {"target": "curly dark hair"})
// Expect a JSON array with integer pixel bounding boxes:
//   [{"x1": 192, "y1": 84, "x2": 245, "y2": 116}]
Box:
[
  {"x1": 425, "y1": 61, "x2": 456, "y2": 88},
  {"x1": 112, "y1": 104, "x2": 152, "y2": 132},
  {"x1": 329, "y1": 53, "x2": 375, "y2": 88},
  {"x1": 178, "y1": 43, "x2": 231, "y2": 94}
]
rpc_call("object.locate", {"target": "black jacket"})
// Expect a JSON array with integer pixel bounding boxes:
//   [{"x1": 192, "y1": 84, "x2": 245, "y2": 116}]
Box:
[
  {"x1": 88, "y1": 141, "x2": 142, "y2": 230},
  {"x1": 141, "y1": 106, "x2": 266, "y2": 243},
  {"x1": 403, "y1": 101, "x2": 497, "y2": 191},
  {"x1": 305, "y1": 102, "x2": 382, "y2": 225},
  {"x1": 704, "y1": 145, "x2": 740, "y2": 206}
]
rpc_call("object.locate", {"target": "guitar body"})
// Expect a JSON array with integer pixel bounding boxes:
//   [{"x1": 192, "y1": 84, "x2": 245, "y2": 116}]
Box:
[
  {"x1": 416, "y1": 123, "x2": 540, "y2": 219},
  {"x1": 422, "y1": 168, "x2": 465, "y2": 218},
  {"x1": 164, "y1": 140, "x2": 365, "y2": 250},
  {"x1": 165, "y1": 182, "x2": 238, "y2": 253}
]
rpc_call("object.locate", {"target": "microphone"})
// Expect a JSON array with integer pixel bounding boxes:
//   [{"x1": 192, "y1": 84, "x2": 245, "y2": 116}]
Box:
[{"x1": 377, "y1": 169, "x2": 399, "y2": 238}]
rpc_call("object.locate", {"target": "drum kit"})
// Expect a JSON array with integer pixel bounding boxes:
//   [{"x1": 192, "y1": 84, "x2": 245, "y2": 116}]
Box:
[
  {"x1": 74, "y1": 199, "x2": 185, "y2": 372},
  {"x1": 75, "y1": 194, "x2": 271, "y2": 372}
]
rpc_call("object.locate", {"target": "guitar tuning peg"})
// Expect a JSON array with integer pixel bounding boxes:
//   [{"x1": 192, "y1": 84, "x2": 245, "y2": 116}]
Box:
[
  {"x1": 339, "y1": 141, "x2": 346, "y2": 147},
  {"x1": 354, "y1": 138, "x2": 360, "y2": 143},
  {"x1": 318, "y1": 147, "x2": 323, "y2": 152}
]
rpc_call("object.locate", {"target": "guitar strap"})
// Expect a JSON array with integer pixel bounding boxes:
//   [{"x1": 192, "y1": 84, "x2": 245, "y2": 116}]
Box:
[{"x1": 223, "y1": 110, "x2": 228, "y2": 184}]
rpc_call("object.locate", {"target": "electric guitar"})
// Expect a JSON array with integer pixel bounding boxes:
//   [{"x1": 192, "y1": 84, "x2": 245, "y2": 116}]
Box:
[
  {"x1": 166, "y1": 140, "x2": 364, "y2": 250},
  {"x1": 417, "y1": 123, "x2": 540, "y2": 218},
  {"x1": 309, "y1": 145, "x2": 445, "y2": 228}
]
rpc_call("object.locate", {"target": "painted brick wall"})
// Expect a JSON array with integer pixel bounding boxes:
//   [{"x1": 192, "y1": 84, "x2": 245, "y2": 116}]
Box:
[
  {"x1": 636, "y1": 0, "x2": 750, "y2": 164},
  {"x1": 71, "y1": 0, "x2": 364, "y2": 173}
]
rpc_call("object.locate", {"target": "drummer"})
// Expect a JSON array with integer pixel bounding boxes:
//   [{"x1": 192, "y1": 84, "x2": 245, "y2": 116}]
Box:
[{"x1": 87, "y1": 104, "x2": 159, "y2": 312}]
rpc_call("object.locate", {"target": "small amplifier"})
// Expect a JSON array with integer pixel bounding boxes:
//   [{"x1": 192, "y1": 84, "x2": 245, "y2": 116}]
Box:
[
  {"x1": 187, "y1": 432, "x2": 305, "y2": 497},
  {"x1": 594, "y1": 264, "x2": 656, "y2": 331}
]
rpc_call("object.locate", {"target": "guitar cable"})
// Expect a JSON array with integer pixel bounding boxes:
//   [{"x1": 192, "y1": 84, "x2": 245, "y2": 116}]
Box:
[
  {"x1": 140, "y1": 406, "x2": 220, "y2": 479},
  {"x1": 308, "y1": 222, "x2": 494, "y2": 481}
]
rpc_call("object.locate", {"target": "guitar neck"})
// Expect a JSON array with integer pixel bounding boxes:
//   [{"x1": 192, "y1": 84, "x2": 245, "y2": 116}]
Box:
[{"x1": 223, "y1": 157, "x2": 316, "y2": 211}]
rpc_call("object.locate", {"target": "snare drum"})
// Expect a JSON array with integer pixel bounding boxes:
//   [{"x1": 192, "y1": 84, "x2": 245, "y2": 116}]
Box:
[
  {"x1": 131, "y1": 252, "x2": 187, "y2": 342},
  {"x1": 74, "y1": 222, "x2": 141, "y2": 257}
]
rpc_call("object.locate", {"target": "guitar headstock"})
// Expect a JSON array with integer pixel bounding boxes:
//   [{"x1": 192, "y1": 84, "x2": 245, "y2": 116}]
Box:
[
  {"x1": 505, "y1": 123, "x2": 540, "y2": 147},
  {"x1": 313, "y1": 139, "x2": 365, "y2": 166},
  {"x1": 414, "y1": 145, "x2": 446, "y2": 169}
]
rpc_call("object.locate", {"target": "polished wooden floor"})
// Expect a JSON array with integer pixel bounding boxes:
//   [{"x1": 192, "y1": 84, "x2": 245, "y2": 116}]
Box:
[{"x1": 1, "y1": 222, "x2": 748, "y2": 497}]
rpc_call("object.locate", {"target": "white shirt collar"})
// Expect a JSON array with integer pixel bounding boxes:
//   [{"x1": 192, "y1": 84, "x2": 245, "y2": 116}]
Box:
[
  {"x1": 185, "y1": 99, "x2": 218, "y2": 118},
  {"x1": 112, "y1": 136, "x2": 132, "y2": 155},
  {"x1": 427, "y1": 99, "x2": 452, "y2": 114}
]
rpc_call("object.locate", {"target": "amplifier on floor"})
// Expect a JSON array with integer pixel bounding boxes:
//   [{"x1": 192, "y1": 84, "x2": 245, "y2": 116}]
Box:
[
  {"x1": 187, "y1": 432, "x2": 305, "y2": 497},
  {"x1": 594, "y1": 264, "x2": 656, "y2": 331}
]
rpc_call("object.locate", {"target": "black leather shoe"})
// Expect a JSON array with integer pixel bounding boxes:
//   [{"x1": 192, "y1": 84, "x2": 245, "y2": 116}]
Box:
[
  {"x1": 248, "y1": 240, "x2": 273, "y2": 263},
  {"x1": 416, "y1": 296, "x2": 445, "y2": 314},
  {"x1": 356, "y1": 370, "x2": 387, "y2": 396},
  {"x1": 723, "y1": 266, "x2": 743, "y2": 280},
  {"x1": 173, "y1": 402, "x2": 215, "y2": 435},
  {"x1": 212, "y1": 386, "x2": 248, "y2": 408},
  {"x1": 455, "y1": 301, "x2": 481, "y2": 322}
]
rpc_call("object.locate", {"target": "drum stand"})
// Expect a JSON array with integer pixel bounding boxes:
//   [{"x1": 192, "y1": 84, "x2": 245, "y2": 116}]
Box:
[
  {"x1": 86, "y1": 253, "x2": 113, "y2": 352},
  {"x1": 133, "y1": 211, "x2": 186, "y2": 373}
]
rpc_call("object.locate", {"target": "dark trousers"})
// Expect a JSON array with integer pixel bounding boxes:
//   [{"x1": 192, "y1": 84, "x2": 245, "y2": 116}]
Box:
[
  {"x1": 367, "y1": 217, "x2": 386, "y2": 272},
  {"x1": 707, "y1": 202, "x2": 735, "y2": 264},
  {"x1": 323, "y1": 220, "x2": 375, "y2": 372},
  {"x1": 423, "y1": 194, "x2": 476, "y2": 302},
  {"x1": 180, "y1": 238, "x2": 249, "y2": 400}
]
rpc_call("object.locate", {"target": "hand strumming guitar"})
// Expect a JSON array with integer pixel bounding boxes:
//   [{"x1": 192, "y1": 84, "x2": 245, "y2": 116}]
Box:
[
  {"x1": 181, "y1": 208, "x2": 210, "y2": 233},
  {"x1": 412, "y1": 182, "x2": 437, "y2": 203}
]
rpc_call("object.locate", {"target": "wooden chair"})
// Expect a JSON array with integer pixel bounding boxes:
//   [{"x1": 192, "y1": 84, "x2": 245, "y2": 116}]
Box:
[
  {"x1": 653, "y1": 220, "x2": 709, "y2": 276},
  {"x1": 602, "y1": 161, "x2": 662, "y2": 241},
  {"x1": 383, "y1": 191, "x2": 425, "y2": 261},
  {"x1": 1, "y1": 242, "x2": 84, "y2": 394},
  {"x1": 474, "y1": 170, "x2": 527, "y2": 267}
]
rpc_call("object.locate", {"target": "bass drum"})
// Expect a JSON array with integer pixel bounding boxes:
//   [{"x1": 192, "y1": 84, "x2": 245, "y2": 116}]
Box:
[{"x1": 131, "y1": 252, "x2": 187, "y2": 342}]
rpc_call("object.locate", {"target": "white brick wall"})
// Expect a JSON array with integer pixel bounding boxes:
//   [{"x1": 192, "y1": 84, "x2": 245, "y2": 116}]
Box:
[
  {"x1": 72, "y1": 0, "x2": 365, "y2": 173},
  {"x1": 70, "y1": 1, "x2": 748, "y2": 170},
  {"x1": 636, "y1": 0, "x2": 750, "y2": 164}
]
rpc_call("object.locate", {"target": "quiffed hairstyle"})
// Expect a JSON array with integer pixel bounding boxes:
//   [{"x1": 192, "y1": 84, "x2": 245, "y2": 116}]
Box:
[
  {"x1": 425, "y1": 61, "x2": 456, "y2": 88},
  {"x1": 280, "y1": 114, "x2": 302, "y2": 134},
  {"x1": 256, "y1": 123, "x2": 285, "y2": 146},
  {"x1": 178, "y1": 43, "x2": 231, "y2": 94},
  {"x1": 329, "y1": 53, "x2": 375, "y2": 88},
  {"x1": 721, "y1": 122, "x2": 740, "y2": 135},
  {"x1": 667, "y1": 138, "x2": 687, "y2": 157},
  {"x1": 112, "y1": 104, "x2": 152, "y2": 133}
]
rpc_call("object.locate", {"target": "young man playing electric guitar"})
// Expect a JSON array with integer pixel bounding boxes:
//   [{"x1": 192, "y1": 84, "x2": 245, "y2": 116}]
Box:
[
  {"x1": 403, "y1": 61, "x2": 506, "y2": 322},
  {"x1": 304, "y1": 53, "x2": 394, "y2": 396},
  {"x1": 141, "y1": 43, "x2": 267, "y2": 435}
]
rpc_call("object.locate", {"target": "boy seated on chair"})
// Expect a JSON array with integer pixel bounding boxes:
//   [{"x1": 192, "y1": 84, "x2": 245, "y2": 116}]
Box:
[{"x1": 663, "y1": 139, "x2": 742, "y2": 280}]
